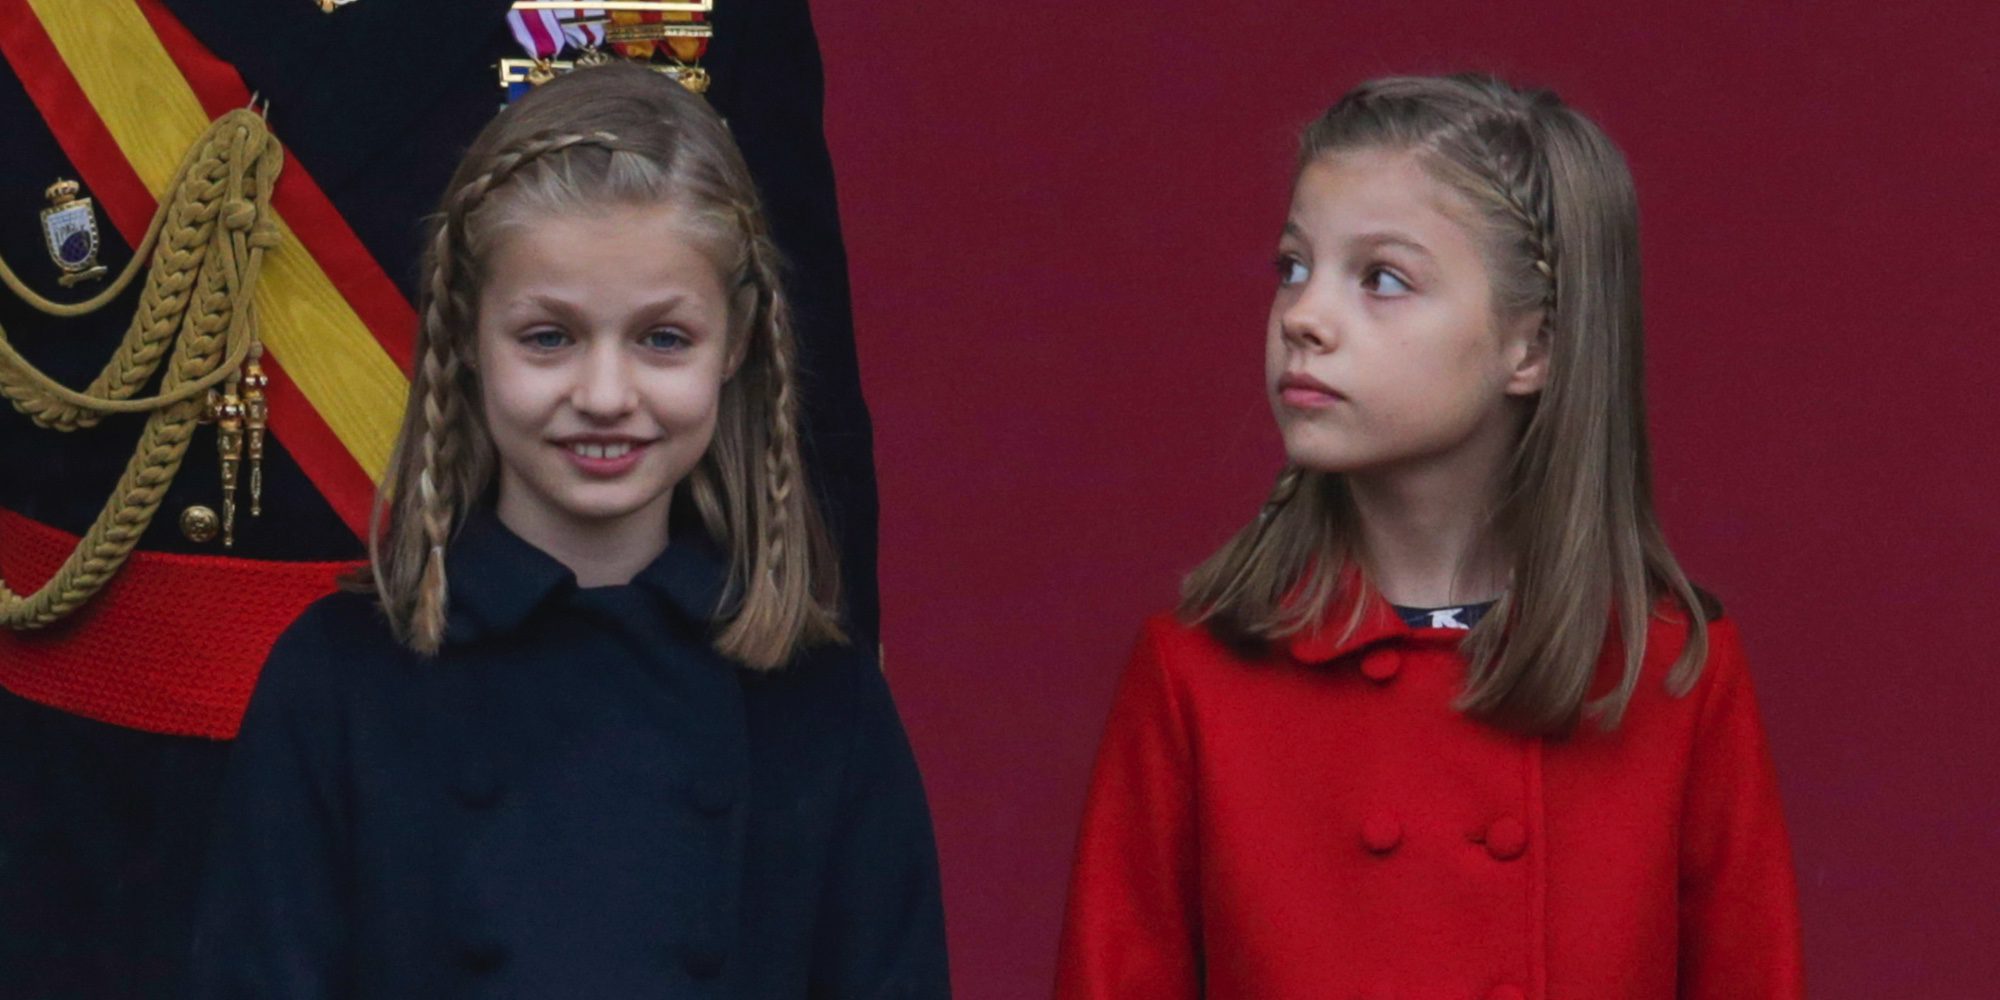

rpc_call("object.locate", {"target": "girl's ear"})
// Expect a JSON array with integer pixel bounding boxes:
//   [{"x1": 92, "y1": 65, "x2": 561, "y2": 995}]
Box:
[{"x1": 1503, "y1": 309, "x2": 1552, "y2": 396}]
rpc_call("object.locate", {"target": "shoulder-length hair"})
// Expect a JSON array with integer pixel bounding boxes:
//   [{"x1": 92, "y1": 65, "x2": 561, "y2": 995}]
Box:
[
  {"x1": 365, "y1": 62, "x2": 843, "y2": 668},
  {"x1": 1182, "y1": 73, "x2": 1713, "y2": 734}
]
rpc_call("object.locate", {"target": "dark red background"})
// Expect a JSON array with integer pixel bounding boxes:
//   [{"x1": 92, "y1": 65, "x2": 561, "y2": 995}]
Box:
[{"x1": 815, "y1": 3, "x2": 2000, "y2": 997}]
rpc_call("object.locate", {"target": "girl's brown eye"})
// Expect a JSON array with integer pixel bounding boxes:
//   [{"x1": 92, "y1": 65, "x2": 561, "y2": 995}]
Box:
[{"x1": 1362, "y1": 266, "x2": 1412, "y2": 296}]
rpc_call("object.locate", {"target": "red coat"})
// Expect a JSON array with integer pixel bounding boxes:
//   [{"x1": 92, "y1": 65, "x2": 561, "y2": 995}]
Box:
[{"x1": 1056, "y1": 592, "x2": 1803, "y2": 1000}]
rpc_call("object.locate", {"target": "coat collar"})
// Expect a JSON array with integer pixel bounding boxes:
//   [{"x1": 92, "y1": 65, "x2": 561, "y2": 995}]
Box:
[
  {"x1": 442, "y1": 506, "x2": 731, "y2": 645},
  {"x1": 1283, "y1": 570, "x2": 1465, "y2": 665}
]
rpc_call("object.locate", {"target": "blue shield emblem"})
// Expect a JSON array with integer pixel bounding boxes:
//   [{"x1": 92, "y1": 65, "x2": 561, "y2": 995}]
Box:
[{"x1": 41, "y1": 179, "x2": 107, "y2": 287}]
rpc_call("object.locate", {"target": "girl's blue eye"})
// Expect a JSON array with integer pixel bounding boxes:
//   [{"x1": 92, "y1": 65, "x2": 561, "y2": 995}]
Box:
[
  {"x1": 523, "y1": 328, "x2": 571, "y2": 350},
  {"x1": 1274, "y1": 255, "x2": 1309, "y2": 287},
  {"x1": 641, "y1": 327, "x2": 691, "y2": 351},
  {"x1": 1363, "y1": 267, "x2": 1412, "y2": 296}
]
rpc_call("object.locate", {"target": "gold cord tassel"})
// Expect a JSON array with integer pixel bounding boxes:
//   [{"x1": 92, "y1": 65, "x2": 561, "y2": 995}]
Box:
[
  {"x1": 0, "y1": 108, "x2": 283, "y2": 629},
  {"x1": 242, "y1": 343, "x2": 268, "y2": 517},
  {"x1": 214, "y1": 380, "x2": 244, "y2": 548}
]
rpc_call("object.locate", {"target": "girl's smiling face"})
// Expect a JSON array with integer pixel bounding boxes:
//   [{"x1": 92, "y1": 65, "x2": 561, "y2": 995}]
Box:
[
  {"x1": 476, "y1": 201, "x2": 738, "y2": 556},
  {"x1": 1267, "y1": 148, "x2": 1547, "y2": 477}
]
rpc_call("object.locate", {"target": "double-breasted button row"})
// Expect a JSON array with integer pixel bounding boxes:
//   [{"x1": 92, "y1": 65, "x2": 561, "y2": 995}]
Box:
[{"x1": 1357, "y1": 814, "x2": 1530, "y2": 860}]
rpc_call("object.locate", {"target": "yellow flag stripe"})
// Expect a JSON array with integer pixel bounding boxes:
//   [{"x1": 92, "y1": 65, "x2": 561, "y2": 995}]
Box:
[{"x1": 28, "y1": 0, "x2": 407, "y2": 481}]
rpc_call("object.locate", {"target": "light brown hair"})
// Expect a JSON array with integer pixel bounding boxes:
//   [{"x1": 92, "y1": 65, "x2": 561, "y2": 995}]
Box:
[
  {"x1": 365, "y1": 63, "x2": 843, "y2": 667},
  {"x1": 1182, "y1": 73, "x2": 1714, "y2": 734}
]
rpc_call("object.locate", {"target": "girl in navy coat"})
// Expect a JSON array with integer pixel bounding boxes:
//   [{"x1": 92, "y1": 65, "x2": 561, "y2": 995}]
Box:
[{"x1": 192, "y1": 64, "x2": 948, "y2": 998}]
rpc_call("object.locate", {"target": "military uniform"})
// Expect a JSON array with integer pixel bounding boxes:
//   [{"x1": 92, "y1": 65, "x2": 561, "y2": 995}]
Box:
[{"x1": 0, "y1": 2, "x2": 877, "y2": 995}]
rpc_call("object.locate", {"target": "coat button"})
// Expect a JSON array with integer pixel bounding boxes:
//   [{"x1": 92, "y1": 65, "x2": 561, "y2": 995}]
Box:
[
  {"x1": 1486, "y1": 985, "x2": 1527, "y2": 1000},
  {"x1": 1360, "y1": 813, "x2": 1402, "y2": 854},
  {"x1": 1482, "y1": 817, "x2": 1528, "y2": 861},
  {"x1": 1360, "y1": 652, "x2": 1400, "y2": 682}
]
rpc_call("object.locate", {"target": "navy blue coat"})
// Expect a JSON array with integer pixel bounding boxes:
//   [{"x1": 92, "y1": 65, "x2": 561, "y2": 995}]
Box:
[{"x1": 189, "y1": 510, "x2": 947, "y2": 998}]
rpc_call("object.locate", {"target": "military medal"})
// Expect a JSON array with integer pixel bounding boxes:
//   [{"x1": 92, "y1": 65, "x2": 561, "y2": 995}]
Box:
[
  {"x1": 500, "y1": 2, "x2": 713, "y2": 100},
  {"x1": 40, "y1": 179, "x2": 107, "y2": 287}
]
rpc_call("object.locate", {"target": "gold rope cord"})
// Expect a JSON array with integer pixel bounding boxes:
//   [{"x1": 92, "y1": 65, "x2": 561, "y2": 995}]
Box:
[{"x1": 0, "y1": 108, "x2": 282, "y2": 629}]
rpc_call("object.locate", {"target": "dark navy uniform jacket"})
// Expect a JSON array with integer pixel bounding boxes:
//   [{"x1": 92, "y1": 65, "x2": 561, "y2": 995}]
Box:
[{"x1": 189, "y1": 508, "x2": 945, "y2": 998}]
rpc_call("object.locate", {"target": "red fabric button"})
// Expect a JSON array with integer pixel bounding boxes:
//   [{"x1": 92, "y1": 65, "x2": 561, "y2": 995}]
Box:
[
  {"x1": 1486, "y1": 985, "x2": 1527, "y2": 1000},
  {"x1": 1483, "y1": 817, "x2": 1528, "y2": 861},
  {"x1": 1360, "y1": 813, "x2": 1402, "y2": 854},
  {"x1": 1360, "y1": 651, "x2": 1400, "y2": 682}
]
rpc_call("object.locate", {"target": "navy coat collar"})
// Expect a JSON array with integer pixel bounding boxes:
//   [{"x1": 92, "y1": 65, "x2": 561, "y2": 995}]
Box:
[{"x1": 442, "y1": 507, "x2": 732, "y2": 645}]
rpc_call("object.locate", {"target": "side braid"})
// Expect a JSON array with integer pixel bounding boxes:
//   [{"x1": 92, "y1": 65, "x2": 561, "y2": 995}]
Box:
[
  {"x1": 1472, "y1": 113, "x2": 1560, "y2": 310},
  {"x1": 713, "y1": 209, "x2": 845, "y2": 668},
  {"x1": 744, "y1": 223, "x2": 799, "y2": 587},
  {"x1": 406, "y1": 219, "x2": 466, "y2": 654},
  {"x1": 750, "y1": 232, "x2": 802, "y2": 603}
]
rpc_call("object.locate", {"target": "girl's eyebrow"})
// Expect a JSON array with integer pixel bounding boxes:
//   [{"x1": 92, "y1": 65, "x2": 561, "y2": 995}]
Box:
[
  {"x1": 510, "y1": 291, "x2": 693, "y2": 321},
  {"x1": 1350, "y1": 230, "x2": 1434, "y2": 260},
  {"x1": 1282, "y1": 222, "x2": 1434, "y2": 261}
]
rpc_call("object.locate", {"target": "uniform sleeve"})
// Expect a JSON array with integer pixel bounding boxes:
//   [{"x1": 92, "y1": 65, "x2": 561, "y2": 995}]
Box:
[
  {"x1": 808, "y1": 655, "x2": 951, "y2": 998},
  {"x1": 1055, "y1": 621, "x2": 1201, "y2": 1000},
  {"x1": 1677, "y1": 619, "x2": 1805, "y2": 999},
  {"x1": 188, "y1": 610, "x2": 355, "y2": 1000}
]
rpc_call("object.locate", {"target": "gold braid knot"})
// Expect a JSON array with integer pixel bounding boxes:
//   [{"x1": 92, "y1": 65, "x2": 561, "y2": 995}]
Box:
[{"x1": 0, "y1": 108, "x2": 283, "y2": 629}]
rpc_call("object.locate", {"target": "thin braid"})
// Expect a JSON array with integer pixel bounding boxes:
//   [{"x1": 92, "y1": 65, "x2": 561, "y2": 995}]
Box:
[
  {"x1": 407, "y1": 220, "x2": 463, "y2": 654},
  {"x1": 450, "y1": 130, "x2": 620, "y2": 219},
  {"x1": 1480, "y1": 113, "x2": 1560, "y2": 308},
  {"x1": 746, "y1": 227, "x2": 801, "y2": 590}
]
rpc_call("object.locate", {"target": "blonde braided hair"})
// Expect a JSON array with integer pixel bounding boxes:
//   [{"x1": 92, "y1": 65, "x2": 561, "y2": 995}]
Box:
[
  {"x1": 0, "y1": 109, "x2": 281, "y2": 628},
  {"x1": 370, "y1": 63, "x2": 842, "y2": 665}
]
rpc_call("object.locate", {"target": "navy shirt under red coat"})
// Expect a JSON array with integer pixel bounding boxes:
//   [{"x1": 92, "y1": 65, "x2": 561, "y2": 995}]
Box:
[
  {"x1": 190, "y1": 508, "x2": 947, "y2": 998},
  {"x1": 1057, "y1": 590, "x2": 1803, "y2": 999}
]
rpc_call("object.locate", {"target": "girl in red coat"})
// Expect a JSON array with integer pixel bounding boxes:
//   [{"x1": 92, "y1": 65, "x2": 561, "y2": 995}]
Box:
[{"x1": 1057, "y1": 74, "x2": 1803, "y2": 999}]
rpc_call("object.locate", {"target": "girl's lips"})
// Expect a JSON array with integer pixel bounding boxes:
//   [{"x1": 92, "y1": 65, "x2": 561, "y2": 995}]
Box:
[
  {"x1": 1277, "y1": 372, "x2": 1345, "y2": 410},
  {"x1": 557, "y1": 439, "x2": 651, "y2": 477},
  {"x1": 1280, "y1": 386, "x2": 1343, "y2": 409}
]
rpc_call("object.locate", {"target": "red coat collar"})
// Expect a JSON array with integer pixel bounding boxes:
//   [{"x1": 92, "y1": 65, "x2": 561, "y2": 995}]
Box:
[{"x1": 1281, "y1": 570, "x2": 1480, "y2": 665}]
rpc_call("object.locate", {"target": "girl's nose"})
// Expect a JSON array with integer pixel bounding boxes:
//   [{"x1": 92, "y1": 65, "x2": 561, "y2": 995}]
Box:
[
  {"x1": 1280, "y1": 300, "x2": 1339, "y2": 352},
  {"x1": 570, "y1": 340, "x2": 638, "y2": 418}
]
